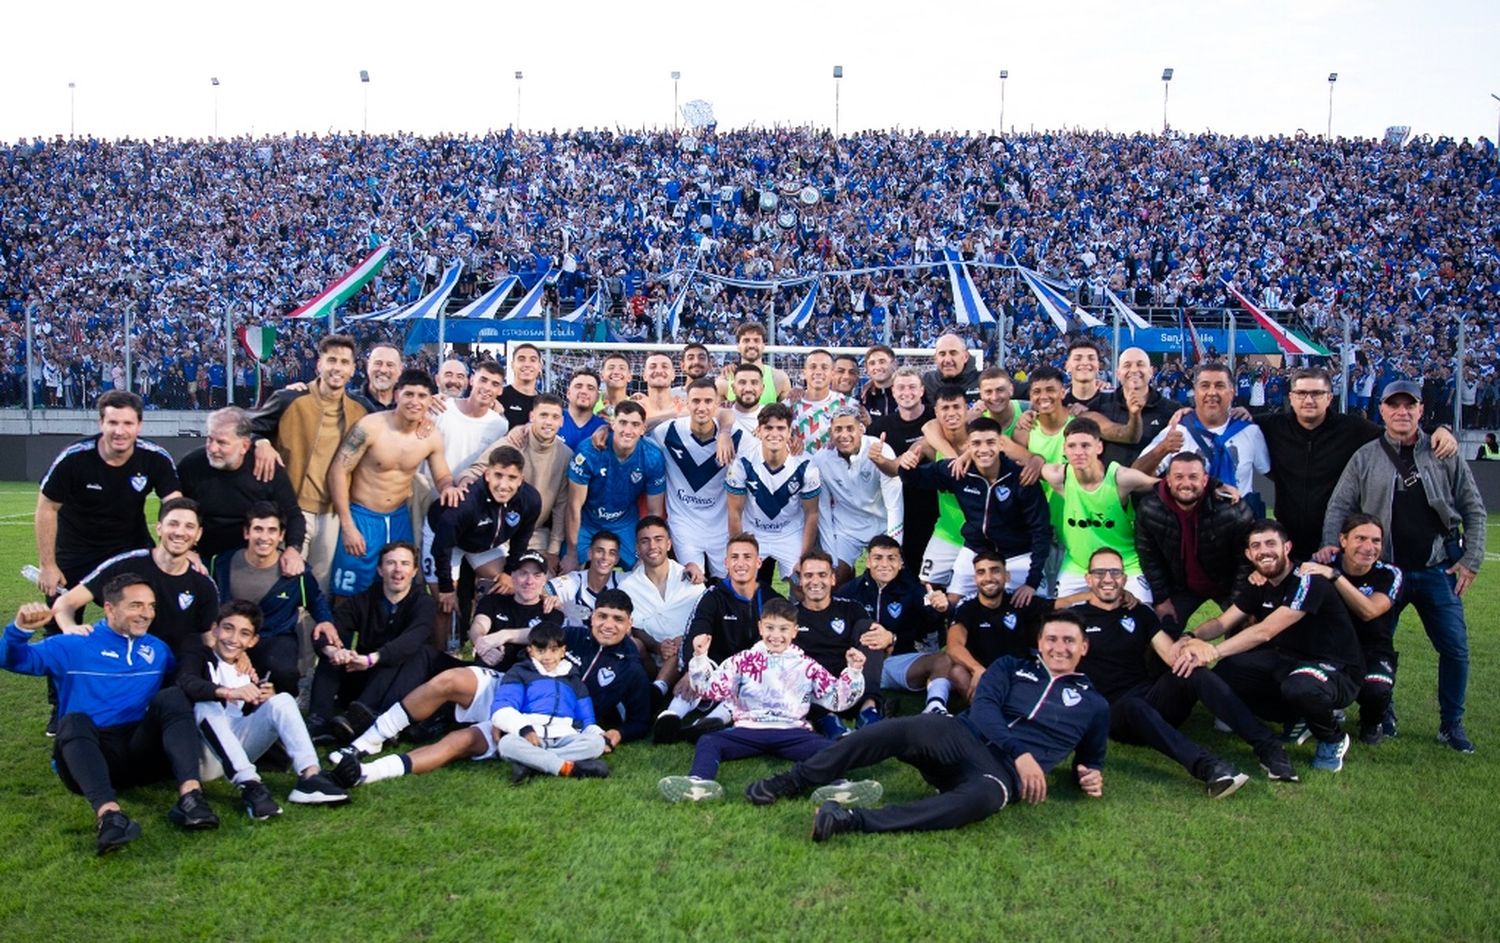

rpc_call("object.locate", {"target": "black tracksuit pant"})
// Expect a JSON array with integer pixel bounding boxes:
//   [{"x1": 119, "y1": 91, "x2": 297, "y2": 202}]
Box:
[
  {"x1": 1108, "y1": 670, "x2": 1277, "y2": 780},
  {"x1": 250, "y1": 634, "x2": 302, "y2": 696},
  {"x1": 1215, "y1": 649, "x2": 1359, "y2": 744},
  {"x1": 791, "y1": 714, "x2": 1017, "y2": 833},
  {"x1": 308, "y1": 647, "x2": 443, "y2": 721},
  {"x1": 53, "y1": 687, "x2": 201, "y2": 811}
]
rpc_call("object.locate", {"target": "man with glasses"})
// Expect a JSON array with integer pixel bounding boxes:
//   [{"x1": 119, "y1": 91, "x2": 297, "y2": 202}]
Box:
[
  {"x1": 1258, "y1": 368, "x2": 1457, "y2": 560},
  {"x1": 1320, "y1": 382, "x2": 1485, "y2": 753}
]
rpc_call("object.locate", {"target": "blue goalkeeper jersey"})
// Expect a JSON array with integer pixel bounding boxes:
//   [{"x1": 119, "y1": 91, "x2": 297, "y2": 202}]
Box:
[{"x1": 567, "y1": 437, "x2": 667, "y2": 527}]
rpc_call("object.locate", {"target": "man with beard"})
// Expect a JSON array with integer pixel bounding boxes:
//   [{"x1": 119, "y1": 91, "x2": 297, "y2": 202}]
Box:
[
  {"x1": 859, "y1": 344, "x2": 899, "y2": 420},
  {"x1": 558, "y1": 369, "x2": 608, "y2": 450},
  {"x1": 350, "y1": 344, "x2": 401, "y2": 412},
  {"x1": 435, "y1": 359, "x2": 470, "y2": 398},
  {"x1": 727, "y1": 362, "x2": 769, "y2": 436},
  {"x1": 717, "y1": 321, "x2": 789, "y2": 404},
  {"x1": 794, "y1": 551, "x2": 891, "y2": 735},
  {"x1": 1094, "y1": 347, "x2": 1184, "y2": 470},
  {"x1": 920, "y1": 333, "x2": 981, "y2": 402}
]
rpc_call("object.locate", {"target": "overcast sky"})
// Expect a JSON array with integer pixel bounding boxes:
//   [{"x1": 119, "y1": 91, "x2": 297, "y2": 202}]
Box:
[{"x1": 5, "y1": 0, "x2": 1497, "y2": 144}]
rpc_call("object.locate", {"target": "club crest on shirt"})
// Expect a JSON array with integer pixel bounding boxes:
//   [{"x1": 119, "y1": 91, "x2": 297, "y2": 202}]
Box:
[
  {"x1": 630, "y1": 469, "x2": 642, "y2": 484},
  {"x1": 138, "y1": 645, "x2": 156, "y2": 665},
  {"x1": 830, "y1": 618, "x2": 846, "y2": 635},
  {"x1": 130, "y1": 474, "x2": 148, "y2": 492},
  {"x1": 1062, "y1": 687, "x2": 1082, "y2": 707},
  {"x1": 887, "y1": 602, "x2": 903, "y2": 619},
  {"x1": 995, "y1": 486, "x2": 1011, "y2": 502},
  {"x1": 1358, "y1": 584, "x2": 1374, "y2": 597},
  {"x1": 177, "y1": 592, "x2": 194, "y2": 610},
  {"x1": 527, "y1": 617, "x2": 542, "y2": 628},
  {"x1": 1003, "y1": 612, "x2": 1018, "y2": 630},
  {"x1": 504, "y1": 511, "x2": 521, "y2": 528},
  {"x1": 1121, "y1": 616, "x2": 1136, "y2": 634},
  {"x1": 597, "y1": 666, "x2": 615, "y2": 687}
]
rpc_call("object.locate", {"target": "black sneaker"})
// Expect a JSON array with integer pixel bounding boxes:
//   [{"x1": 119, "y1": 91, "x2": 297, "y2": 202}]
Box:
[
  {"x1": 567, "y1": 758, "x2": 610, "y2": 779},
  {"x1": 811, "y1": 800, "x2": 857, "y2": 843},
  {"x1": 326, "y1": 748, "x2": 363, "y2": 789},
  {"x1": 95, "y1": 810, "x2": 142, "y2": 856},
  {"x1": 1257, "y1": 746, "x2": 1300, "y2": 783},
  {"x1": 1205, "y1": 762, "x2": 1250, "y2": 800},
  {"x1": 240, "y1": 780, "x2": 283, "y2": 820},
  {"x1": 745, "y1": 769, "x2": 808, "y2": 806},
  {"x1": 680, "y1": 716, "x2": 728, "y2": 743},
  {"x1": 45, "y1": 708, "x2": 59, "y2": 738},
  {"x1": 308, "y1": 716, "x2": 337, "y2": 746},
  {"x1": 1359, "y1": 723, "x2": 1385, "y2": 746},
  {"x1": 328, "y1": 704, "x2": 373, "y2": 746},
  {"x1": 510, "y1": 761, "x2": 537, "y2": 785},
  {"x1": 168, "y1": 789, "x2": 221, "y2": 830},
  {"x1": 1381, "y1": 705, "x2": 1399, "y2": 739},
  {"x1": 288, "y1": 772, "x2": 351, "y2": 805},
  {"x1": 652, "y1": 711, "x2": 683, "y2": 745},
  {"x1": 1437, "y1": 723, "x2": 1476, "y2": 754}
]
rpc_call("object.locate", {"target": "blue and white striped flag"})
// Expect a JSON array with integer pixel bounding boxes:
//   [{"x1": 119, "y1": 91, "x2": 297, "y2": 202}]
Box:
[
  {"x1": 389, "y1": 263, "x2": 463, "y2": 321},
  {"x1": 943, "y1": 250, "x2": 997, "y2": 326},
  {"x1": 1103, "y1": 286, "x2": 1151, "y2": 336},
  {"x1": 779, "y1": 282, "x2": 820, "y2": 329},
  {"x1": 1019, "y1": 267, "x2": 1103, "y2": 330},
  {"x1": 502, "y1": 269, "x2": 559, "y2": 320},
  {"x1": 560, "y1": 289, "x2": 600, "y2": 323},
  {"x1": 451, "y1": 275, "x2": 520, "y2": 319}
]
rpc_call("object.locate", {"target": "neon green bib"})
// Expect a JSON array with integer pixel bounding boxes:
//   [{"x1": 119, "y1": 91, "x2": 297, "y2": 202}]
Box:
[{"x1": 1060, "y1": 462, "x2": 1140, "y2": 575}]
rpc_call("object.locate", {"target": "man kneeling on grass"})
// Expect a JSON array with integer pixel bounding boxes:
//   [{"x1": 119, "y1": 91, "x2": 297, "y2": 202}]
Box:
[
  {"x1": 177, "y1": 600, "x2": 350, "y2": 820},
  {"x1": 330, "y1": 620, "x2": 611, "y2": 786},
  {"x1": 745, "y1": 610, "x2": 1109, "y2": 841},
  {"x1": 659, "y1": 597, "x2": 877, "y2": 805}
]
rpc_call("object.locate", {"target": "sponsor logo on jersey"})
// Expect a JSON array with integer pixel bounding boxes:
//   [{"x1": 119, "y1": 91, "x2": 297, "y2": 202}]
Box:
[
  {"x1": 130, "y1": 474, "x2": 149, "y2": 493},
  {"x1": 962, "y1": 486, "x2": 982, "y2": 497},
  {"x1": 670, "y1": 447, "x2": 686, "y2": 460},
  {"x1": 477, "y1": 517, "x2": 494, "y2": 528},
  {"x1": 101, "y1": 649, "x2": 120, "y2": 659},
  {"x1": 1062, "y1": 687, "x2": 1082, "y2": 707},
  {"x1": 86, "y1": 482, "x2": 104, "y2": 491},
  {"x1": 1014, "y1": 669, "x2": 1039, "y2": 682}
]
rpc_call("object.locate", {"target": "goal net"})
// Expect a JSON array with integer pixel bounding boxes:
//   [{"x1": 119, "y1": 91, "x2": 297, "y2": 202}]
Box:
[{"x1": 490, "y1": 341, "x2": 985, "y2": 397}]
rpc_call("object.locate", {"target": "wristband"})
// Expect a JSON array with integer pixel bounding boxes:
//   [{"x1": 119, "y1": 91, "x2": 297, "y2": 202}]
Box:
[{"x1": 1180, "y1": 629, "x2": 1196, "y2": 640}]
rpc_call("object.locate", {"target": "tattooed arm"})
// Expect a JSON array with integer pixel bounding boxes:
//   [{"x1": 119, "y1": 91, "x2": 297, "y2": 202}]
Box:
[{"x1": 328, "y1": 417, "x2": 376, "y2": 556}]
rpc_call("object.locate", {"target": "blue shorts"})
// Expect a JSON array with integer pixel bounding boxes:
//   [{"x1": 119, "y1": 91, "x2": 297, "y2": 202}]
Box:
[
  {"x1": 330, "y1": 502, "x2": 414, "y2": 595},
  {"x1": 577, "y1": 517, "x2": 638, "y2": 569}
]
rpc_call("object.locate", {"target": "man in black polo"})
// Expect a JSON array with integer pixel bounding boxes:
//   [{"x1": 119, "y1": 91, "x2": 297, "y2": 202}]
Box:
[
  {"x1": 794, "y1": 551, "x2": 890, "y2": 736},
  {"x1": 1094, "y1": 347, "x2": 1181, "y2": 469},
  {"x1": 1175, "y1": 520, "x2": 1365, "y2": 774}
]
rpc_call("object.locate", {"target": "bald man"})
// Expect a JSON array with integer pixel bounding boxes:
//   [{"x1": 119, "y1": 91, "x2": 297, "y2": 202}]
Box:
[
  {"x1": 1094, "y1": 347, "x2": 1181, "y2": 468},
  {"x1": 436, "y1": 360, "x2": 470, "y2": 398},
  {"x1": 920, "y1": 334, "x2": 981, "y2": 403}
]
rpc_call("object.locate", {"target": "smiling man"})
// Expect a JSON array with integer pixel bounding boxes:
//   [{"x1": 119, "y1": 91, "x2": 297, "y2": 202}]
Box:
[
  {"x1": 1134, "y1": 362, "x2": 1269, "y2": 515},
  {"x1": 177, "y1": 407, "x2": 304, "y2": 565},
  {"x1": 747, "y1": 610, "x2": 1107, "y2": 841}
]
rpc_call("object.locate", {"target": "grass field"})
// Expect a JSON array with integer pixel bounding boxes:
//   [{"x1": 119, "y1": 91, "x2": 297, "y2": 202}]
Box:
[{"x1": 0, "y1": 483, "x2": 1496, "y2": 942}]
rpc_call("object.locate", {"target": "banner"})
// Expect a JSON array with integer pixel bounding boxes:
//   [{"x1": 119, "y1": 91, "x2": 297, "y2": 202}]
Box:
[
  {"x1": 285, "y1": 244, "x2": 390, "y2": 319},
  {"x1": 502, "y1": 269, "x2": 559, "y2": 320},
  {"x1": 390, "y1": 262, "x2": 464, "y2": 321},
  {"x1": 1019, "y1": 267, "x2": 1101, "y2": 331},
  {"x1": 1103, "y1": 287, "x2": 1151, "y2": 336},
  {"x1": 780, "y1": 282, "x2": 819, "y2": 329},
  {"x1": 400, "y1": 317, "x2": 584, "y2": 354},
  {"x1": 559, "y1": 288, "x2": 600, "y2": 323},
  {"x1": 451, "y1": 275, "x2": 520, "y2": 320},
  {"x1": 942, "y1": 250, "x2": 997, "y2": 326}
]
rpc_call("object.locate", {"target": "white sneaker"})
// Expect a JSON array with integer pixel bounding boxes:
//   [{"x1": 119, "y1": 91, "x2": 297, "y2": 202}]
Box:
[
  {"x1": 658, "y1": 775, "x2": 724, "y2": 802},
  {"x1": 809, "y1": 779, "x2": 883, "y2": 807},
  {"x1": 922, "y1": 699, "x2": 950, "y2": 716}
]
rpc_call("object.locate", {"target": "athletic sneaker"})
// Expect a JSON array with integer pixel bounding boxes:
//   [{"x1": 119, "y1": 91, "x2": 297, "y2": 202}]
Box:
[
  {"x1": 288, "y1": 773, "x2": 351, "y2": 805},
  {"x1": 1311, "y1": 734, "x2": 1352, "y2": 772},
  {"x1": 1437, "y1": 723, "x2": 1476, "y2": 754},
  {"x1": 1257, "y1": 745, "x2": 1300, "y2": 783},
  {"x1": 922, "y1": 699, "x2": 950, "y2": 716},
  {"x1": 326, "y1": 747, "x2": 364, "y2": 789},
  {"x1": 658, "y1": 775, "x2": 724, "y2": 802},
  {"x1": 566, "y1": 758, "x2": 611, "y2": 779},
  {"x1": 680, "y1": 715, "x2": 728, "y2": 743},
  {"x1": 815, "y1": 713, "x2": 848, "y2": 741},
  {"x1": 1358, "y1": 722, "x2": 1385, "y2": 746},
  {"x1": 652, "y1": 711, "x2": 683, "y2": 745},
  {"x1": 745, "y1": 769, "x2": 809, "y2": 806},
  {"x1": 96, "y1": 810, "x2": 142, "y2": 856},
  {"x1": 328, "y1": 702, "x2": 376, "y2": 746},
  {"x1": 510, "y1": 762, "x2": 537, "y2": 786},
  {"x1": 857, "y1": 706, "x2": 883, "y2": 728},
  {"x1": 1204, "y1": 763, "x2": 1250, "y2": 800},
  {"x1": 1280, "y1": 720, "x2": 1313, "y2": 746},
  {"x1": 168, "y1": 789, "x2": 221, "y2": 830},
  {"x1": 1381, "y1": 705, "x2": 1399, "y2": 739},
  {"x1": 45, "y1": 708, "x2": 59, "y2": 738},
  {"x1": 240, "y1": 780, "x2": 283, "y2": 820},
  {"x1": 809, "y1": 779, "x2": 883, "y2": 808},
  {"x1": 811, "y1": 800, "x2": 857, "y2": 843}
]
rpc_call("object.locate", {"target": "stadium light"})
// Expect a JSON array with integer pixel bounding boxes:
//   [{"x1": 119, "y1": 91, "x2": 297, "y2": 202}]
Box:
[
  {"x1": 833, "y1": 65, "x2": 843, "y2": 138},
  {"x1": 671, "y1": 71, "x2": 681, "y2": 130},
  {"x1": 515, "y1": 71, "x2": 524, "y2": 129},
  {"x1": 999, "y1": 70, "x2": 1009, "y2": 135},
  {"x1": 1161, "y1": 68, "x2": 1173, "y2": 134},
  {"x1": 359, "y1": 70, "x2": 370, "y2": 134},
  {"x1": 211, "y1": 77, "x2": 220, "y2": 138},
  {"x1": 1327, "y1": 73, "x2": 1338, "y2": 140}
]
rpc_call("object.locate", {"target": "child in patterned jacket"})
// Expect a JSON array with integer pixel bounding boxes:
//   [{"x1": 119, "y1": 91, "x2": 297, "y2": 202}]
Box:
[{"x1": 658, "y1": 597, "x2": 880, "y2": 806}]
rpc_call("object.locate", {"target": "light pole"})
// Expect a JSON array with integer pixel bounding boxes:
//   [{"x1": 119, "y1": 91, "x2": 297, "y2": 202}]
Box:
[
  {"x1": 515, "y1": 71, "x2": 523, "y2": 129},
  {"x1": 1161, "y1": 68, "x2": 1173, "y2": 133},
  {"x1": 1491, "y1": 93, "x2": 1499, "y2": 167},
  {"x1": 359, "y1": 70, "x2": 370, "y2": 133},
  {"x1": 211, "y1": 77, "x2": 220, "y2": 137},
  {"x1": 1327, "y1": 73, "x2": 1338, "y2": 139},
  {"x1": 671, "y1": 71, "x2": 680, "y2": 130},
  {"x1": 833, "y1": 65, "x2": 843, "y2": 138},
  {"x1": 999, "y1": 69, "x2": 1008, "y2": 135},
  {"x1": 68, "y1": 82, "x2": 75, "y2": 139}
]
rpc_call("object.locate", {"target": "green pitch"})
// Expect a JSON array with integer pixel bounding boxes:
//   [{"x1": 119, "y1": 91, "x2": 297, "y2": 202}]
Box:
[{"x1": 0, "y1": 484, "x2": 1494, "y2": 941}]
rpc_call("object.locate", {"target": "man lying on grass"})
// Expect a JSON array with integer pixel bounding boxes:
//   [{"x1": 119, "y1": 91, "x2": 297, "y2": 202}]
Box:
[{"x1": 746, "y1": 610, "x2": 1109, "y2": 841}]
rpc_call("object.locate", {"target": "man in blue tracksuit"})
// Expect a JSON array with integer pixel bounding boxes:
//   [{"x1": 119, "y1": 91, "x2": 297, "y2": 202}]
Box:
[
  {"x1": 0, "y1": 575, "x2": 221, "y2": 855},
  {"x1": 747, "y1": 610, "x2": 1109, "y2": 840}
]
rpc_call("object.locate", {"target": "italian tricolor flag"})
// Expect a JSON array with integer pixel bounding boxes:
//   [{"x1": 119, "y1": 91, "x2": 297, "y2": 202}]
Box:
[
  {"x1": 285, "y1": 244, "x2": 391, "y2": 320},
  {"x1": 238, "y1": 326, "x2": 277, "y2": 362},
  {"x1": 1221, "y1": 277, "x2": 1332, "y2": 356}
]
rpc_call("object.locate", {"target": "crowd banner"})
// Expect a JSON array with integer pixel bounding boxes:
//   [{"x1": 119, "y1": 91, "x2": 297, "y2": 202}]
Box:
[
  {"x1": 1220, "y1": 277, "x2": 1331, "y2": 356},
  {"x1": 780, "y1": 282, "x2": 820, "y2": 330},
  {"x1": 390, "y1": 262, "x2": 463, "y2": 321},
  {"x1": 502, "y1": 269, "x2": 559, "y2": 320},
  {"x1": 1104, "y1": 287, "x2": 1152, "y2": 336},
  {"x1": 1020, "y1": 266, "x2": 1096, "y2": 332},
  {"x1": 943, "y1": 250, "x2": 998, "y2": 326},
  {"x1": 559, "y1": 289, "x2": 600, "y2": 323},
  {"x1": 284, "y1": 244, "x2": 391, "y2": 326},
  {"x1": 451, "y1": 275, "x2": 520, "y2": 319}
]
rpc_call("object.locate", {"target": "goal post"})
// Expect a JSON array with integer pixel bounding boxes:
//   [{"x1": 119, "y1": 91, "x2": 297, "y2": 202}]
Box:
[{"x1": 493, "y1": 340, "x2": 985, "y2": 395}]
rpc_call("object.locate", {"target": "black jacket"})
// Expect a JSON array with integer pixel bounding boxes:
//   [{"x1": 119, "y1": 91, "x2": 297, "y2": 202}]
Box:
[
  {"x1": 332, "y1": 584, "x2": 436, "y2": 666},
  {"x1": 1134, "y1": 480, "x2": 1254, "y2": 603}
]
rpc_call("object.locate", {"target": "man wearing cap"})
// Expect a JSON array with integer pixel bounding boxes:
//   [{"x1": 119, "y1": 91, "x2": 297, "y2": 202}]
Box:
[
  {"x1": 1321, "y1": 380, "x2": 1485, "y2": 753},
  {"x1": 1258, "y1": 368, "x2": 1457, "y2": 560}
]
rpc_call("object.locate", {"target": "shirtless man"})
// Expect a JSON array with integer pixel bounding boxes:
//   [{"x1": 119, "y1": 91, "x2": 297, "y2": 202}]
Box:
[
  {"x1": 633, "y1": 353, "x2": 682, "y2": 426},
  {"x1": 328, "y1": 370, "x2": 462, "y2": 598},
  {"x1": 598, "y1": 353, "x2": 634, "y2": 415}
]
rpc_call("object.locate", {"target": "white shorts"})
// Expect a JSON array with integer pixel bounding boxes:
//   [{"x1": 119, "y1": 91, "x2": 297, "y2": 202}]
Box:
[
  {"x1": 670, "y1": 519, "x2": 728, "y2": 579},
  {"x1": 947, "y1": 549, "x2": 1034, "y2": 599},
  {"x1": 880, "y1": 652, "x2": 928, "y2": 692},
  {"x1": 1055, "y1": 571, "x2": 1154, "y2": 605},
  {"x1": 919, "y1": 538, "x2": 962, "y2": 587},
  {"x1": 421, "y1": 522, "x2": 509, "y2": 586},
  {"x1": 825, "y1": 525, "x2": 881, "y2": 570},
  {"x1": 454, "y1": 666, "x2": 504, "y2": 726},
  {"x1": 754, "y1": 530, "x2": 804, "y2": 584}
]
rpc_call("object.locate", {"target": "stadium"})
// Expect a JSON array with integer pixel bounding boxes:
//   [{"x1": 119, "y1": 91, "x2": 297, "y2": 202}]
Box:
[{"x1": 1, "y1": 3, "x2": 1498, "y2": 941}]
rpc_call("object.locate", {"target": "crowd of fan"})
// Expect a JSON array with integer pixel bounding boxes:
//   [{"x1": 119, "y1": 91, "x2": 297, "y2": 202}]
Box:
[{"x1": 2, "y1": 128, "x2": 1497, "y2": 418}]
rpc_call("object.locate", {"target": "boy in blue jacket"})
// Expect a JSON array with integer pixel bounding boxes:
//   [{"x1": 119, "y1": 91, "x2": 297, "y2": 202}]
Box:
[{"x1": 0, "y1": 576, "x2": 221, "y2": 855}]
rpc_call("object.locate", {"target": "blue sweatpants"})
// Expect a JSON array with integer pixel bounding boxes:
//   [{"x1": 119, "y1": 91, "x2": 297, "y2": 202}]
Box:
[{"x1": 689, "y1": 725, "x2": 828, "y2": 780}]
